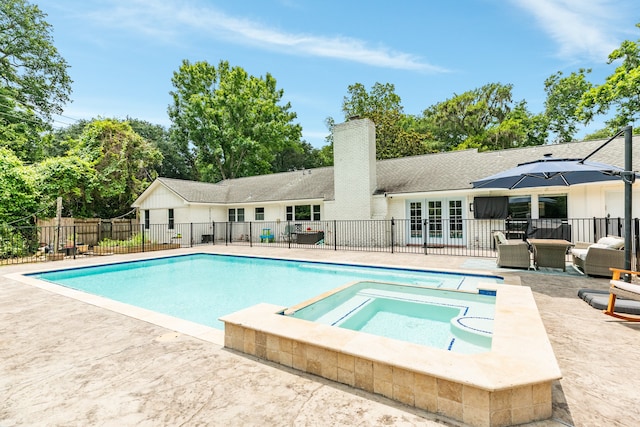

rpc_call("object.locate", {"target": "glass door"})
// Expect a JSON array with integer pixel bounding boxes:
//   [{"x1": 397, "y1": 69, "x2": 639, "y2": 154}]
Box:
[{"x1": 408, "y1": 201, "x2": 423, "y2": 244}]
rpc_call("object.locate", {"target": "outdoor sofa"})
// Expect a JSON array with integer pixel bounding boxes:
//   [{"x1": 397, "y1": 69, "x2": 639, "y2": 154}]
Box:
[{"x1": 571, "y1": 235, "x2": 625, "y2": 277}]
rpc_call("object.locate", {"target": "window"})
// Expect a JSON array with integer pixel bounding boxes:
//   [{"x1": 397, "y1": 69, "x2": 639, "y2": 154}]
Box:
[
  {"x1": 229, "y1": 208, "x2": 245, "y2": 222},
  {"x1": 539, "y1": 195, "x2": 567, "y2": 218},
  {"x1": 168, "y1": 209, "x2": 174, "y2": 229},
  {"x1": 286, "y1": 205, "x2": 321, "y2": 221},
  {"x1": 508, "y1": 196, "x2": 531, "y2": 219},
  {"x1": 295, "y1": 205, "x2": 311, "y2": 220},
  {"x1": 255, "y1": 207, "x2": 264, "y2": 221},
  {"x1": 144, "y1": 210, "x2": 150, "y2": 229}
]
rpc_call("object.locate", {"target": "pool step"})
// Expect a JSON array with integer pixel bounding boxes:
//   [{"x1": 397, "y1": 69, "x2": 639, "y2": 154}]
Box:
[{"x1": 314, "y1": 295, "x2": 375, "y2": 326}]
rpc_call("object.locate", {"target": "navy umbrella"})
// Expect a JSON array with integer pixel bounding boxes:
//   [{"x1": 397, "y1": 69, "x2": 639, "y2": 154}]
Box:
[{"x1": 472, "y1": 157, "x2": 625, "y2": 189}]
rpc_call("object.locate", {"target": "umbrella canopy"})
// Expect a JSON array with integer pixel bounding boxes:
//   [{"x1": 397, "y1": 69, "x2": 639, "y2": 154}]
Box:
[{"x1": 472, "y1": 157, "x2": 625, "y2": 189}]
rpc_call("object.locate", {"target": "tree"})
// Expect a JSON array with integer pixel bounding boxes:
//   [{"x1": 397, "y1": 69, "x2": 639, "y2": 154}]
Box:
[
  {"x1": 0, "y1": 147, "x2": 37, "y2": 226},
  {"x1": 168, "y1": 59, "x2": 303, "y2": 182},
  {"x1": 421, "y1": 83, "x2": 544, "y2": 151},
  {"x1": 544, "y1": 70, "x2": 592, "y2": 143},
  {"x1": 32, "y1": 155, "x2": 96, "y2": 218},
  {"x1": 339, "y1": 82, "x2": 433, "y2": 159},
  {"x1": 0, "y1": 0, "x2": 72, "y2": 162},
  {"x1": 127, "y1": 118, "x2": 194, "y2": 180},
  {"x1": 72, "y1": 119, "x2": 162, "y2": 217},
  {"x1": 578, "y1": 23, "x2": 640, "y2": 130}
]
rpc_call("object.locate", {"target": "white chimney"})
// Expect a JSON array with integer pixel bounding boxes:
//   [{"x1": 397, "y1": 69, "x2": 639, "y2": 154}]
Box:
[{"x1": 332, "y1": 118, "x2": 377, "y2": 219}]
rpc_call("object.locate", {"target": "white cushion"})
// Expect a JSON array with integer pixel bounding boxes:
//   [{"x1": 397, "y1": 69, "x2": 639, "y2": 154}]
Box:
[
  {"x1": 589, "y1": 243, "x2": 609, "y2": 249},
  {"x1": 570, "y1": 248, "x2": 588, "y2": 260},
  {"x1": 611, "y1": 280, "x2": 640, "y2": 295},
  {"x1": 495, "y1": 232, "x2": 507, "y2": 245},
  {"x1": 596, "y1": 236, "x2": 625, "y2": 249}
]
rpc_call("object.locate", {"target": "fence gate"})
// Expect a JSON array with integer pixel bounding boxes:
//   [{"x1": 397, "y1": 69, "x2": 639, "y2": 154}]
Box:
[{"x1": 100, "y1": 220, "x2": 113, "y2": 241}]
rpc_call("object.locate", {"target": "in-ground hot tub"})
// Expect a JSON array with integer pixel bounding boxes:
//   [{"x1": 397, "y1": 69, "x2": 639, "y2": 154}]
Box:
[
  {"x1": 220, "y1": 281, "x2": 561, "y2": 427},
  {"x1": 285, "y1": 281, "x2": 494, "y2": 354}
]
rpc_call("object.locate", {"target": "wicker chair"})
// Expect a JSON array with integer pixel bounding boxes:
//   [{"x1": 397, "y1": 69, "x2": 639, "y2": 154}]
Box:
[
  {"x1": 604, "y1": 268, "x2": 640, "y2": 321},
  {"x1": 493, "y1": 232, "x2": 532, "y2": 269},
  {"x1": 571, "y1": 236, "x2": 625, "y2": 277}
]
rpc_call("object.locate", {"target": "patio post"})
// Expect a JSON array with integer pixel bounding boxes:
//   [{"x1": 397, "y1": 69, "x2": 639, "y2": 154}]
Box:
[{"x1": 624, "y1": 125, "x2": 633, "y2": 272}]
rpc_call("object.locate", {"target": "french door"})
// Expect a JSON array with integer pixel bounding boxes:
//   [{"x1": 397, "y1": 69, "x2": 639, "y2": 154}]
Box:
[{"x1": 407, "y1": 199, "x2": 465, "y2": 245}]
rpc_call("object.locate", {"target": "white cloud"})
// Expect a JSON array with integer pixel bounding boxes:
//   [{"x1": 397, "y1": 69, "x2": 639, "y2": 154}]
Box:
[
  {"x1": 510, "y1": 0, "x2": 628, "y2": 61},
  {"x1": 89, "y1": 0, "x2": 447, "y2": 73}
]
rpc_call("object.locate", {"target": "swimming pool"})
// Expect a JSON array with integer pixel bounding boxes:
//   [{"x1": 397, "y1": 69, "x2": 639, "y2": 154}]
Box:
[
  {"x1": 285, "y1": 281, "x2": 495, "y2": 354},
  {"x1": 30, "y1": 253, "x2": 502, "y2": 330}
]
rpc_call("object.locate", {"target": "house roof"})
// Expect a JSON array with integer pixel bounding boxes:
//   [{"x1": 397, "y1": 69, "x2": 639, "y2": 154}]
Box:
[{"x1": 146, "y1": 135, "x2": 640, "y2": 205}]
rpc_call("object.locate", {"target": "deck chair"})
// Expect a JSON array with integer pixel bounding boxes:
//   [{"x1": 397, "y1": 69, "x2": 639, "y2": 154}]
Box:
[
  {"x1": 281, "y1": 224, "x2": 297, "y2": 242},
  {"x1": 604, "y1": 268, "x2": 640, "y2": 321}
]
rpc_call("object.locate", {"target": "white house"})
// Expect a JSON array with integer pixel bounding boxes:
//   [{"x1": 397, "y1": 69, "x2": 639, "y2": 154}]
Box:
[{"x1": 133, "y1": 118, "x2": 639, "y2": 247}]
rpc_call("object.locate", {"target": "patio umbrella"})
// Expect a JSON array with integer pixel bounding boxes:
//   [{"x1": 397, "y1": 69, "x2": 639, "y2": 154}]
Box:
[{"x1": 471, "y1": 157, "x2": 626, "y2": 190}]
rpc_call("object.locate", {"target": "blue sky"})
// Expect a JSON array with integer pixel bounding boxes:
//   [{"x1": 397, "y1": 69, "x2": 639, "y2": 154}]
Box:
[{"x1": 42, "y1": 0, "x2": 640, "y2": 148}]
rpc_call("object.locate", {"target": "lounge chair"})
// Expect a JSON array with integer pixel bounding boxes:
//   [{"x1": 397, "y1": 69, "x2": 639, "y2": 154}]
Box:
[
  {"x1": 493, "y1": 231, "x2": 532, "y2": 269},
  {"x1": 604, "y1": 267, "x2": 640, "y2": 322},
  {"x1": 280, "y1": 224, "x2": 297, "y2": 243}
]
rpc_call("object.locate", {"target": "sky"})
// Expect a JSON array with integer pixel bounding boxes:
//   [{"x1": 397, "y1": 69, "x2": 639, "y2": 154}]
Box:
[{"x1": 41, "y1": 0, "x2": 640, "y2": 148}]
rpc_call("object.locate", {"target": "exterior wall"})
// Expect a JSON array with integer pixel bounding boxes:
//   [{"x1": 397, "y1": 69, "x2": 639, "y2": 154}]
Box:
[
  {"x1": 332, "y1": 118, "x2": 376, "y2": 220},
  {"x1": 137, "y1": 185, "x2": 185, "y2": 210}
]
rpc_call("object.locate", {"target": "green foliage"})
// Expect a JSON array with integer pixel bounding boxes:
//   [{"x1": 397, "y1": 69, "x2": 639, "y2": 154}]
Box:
[
  {"x1": 71, "y1": 119, "x2": 162, "y2": 217},
  {"x1": 544, "y1": 70, "x2": 593, "y2": 143},
  {"x1": 339, "y1": 82, "x2": 434, "y2": 159},
  {"x1": 0, "y1": 224, "x2": 28, "y2": 258},
  {"x1": 98, "y1": 232, "x2": 151, "y2": 248},
  {"x1": 168, "y1": 59, "x2": 303, "y2": 182},
  {"x1": 32, "y1": 155, "x2": 96, "y2": 217},
  {"x1": 0, "y1": 0, "x2": 72, "y2": 163},
  {"x1": 421, "y1": 83, "x2": 543, "y2": 151},
  {"x1": 578, "y1": 23, "x2": 640, "y2": 130},
  {"x1": 127, "y1": 118, "x2": 195, "y2": 180},
  {"x1": 0, "y1": 147, "x2": 37, "y2": 226}
]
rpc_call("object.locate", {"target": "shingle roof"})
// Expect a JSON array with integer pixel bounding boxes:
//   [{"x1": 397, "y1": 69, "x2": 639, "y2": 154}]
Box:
[{"x1": 155, "y1": 135, "x2": 640, "y2": 204}]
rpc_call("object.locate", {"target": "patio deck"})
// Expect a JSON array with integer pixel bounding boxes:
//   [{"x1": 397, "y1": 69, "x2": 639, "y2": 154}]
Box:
[{"x1": 1, "y1": 246, "x2": 639, "y2": 426}]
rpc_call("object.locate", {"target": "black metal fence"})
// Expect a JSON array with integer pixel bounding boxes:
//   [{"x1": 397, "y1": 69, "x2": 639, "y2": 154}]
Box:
[{"x1": 1, "y1": 217, "x2": 637, "y2": 267}]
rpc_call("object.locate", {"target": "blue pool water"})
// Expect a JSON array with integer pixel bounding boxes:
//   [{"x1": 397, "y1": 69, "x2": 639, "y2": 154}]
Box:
[
  {"x1": 31, "y1": 253, "x2": 502, "y2": 330},
  {"x1": 287, "y1": 281, "x2": 495, "y2": 353}
]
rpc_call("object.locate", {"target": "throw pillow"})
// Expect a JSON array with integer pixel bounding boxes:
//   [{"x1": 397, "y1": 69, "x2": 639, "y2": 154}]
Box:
[{"x1": 596, "y1": 236, "x2": 624, "y2": 249}]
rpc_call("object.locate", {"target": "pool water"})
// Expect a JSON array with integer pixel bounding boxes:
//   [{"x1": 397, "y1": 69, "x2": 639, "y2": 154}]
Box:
[
  {"x1": 31, "y1": 253, "x2": 502, "y2": 330},
  {"x1": 286, "y1": 281, "x2": 495, "y2": 353}
]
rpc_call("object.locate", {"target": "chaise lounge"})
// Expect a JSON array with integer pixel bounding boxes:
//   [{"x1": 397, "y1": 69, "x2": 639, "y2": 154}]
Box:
[{"x1": 604, "y1": 267, "x2": 640, "y2": 321}]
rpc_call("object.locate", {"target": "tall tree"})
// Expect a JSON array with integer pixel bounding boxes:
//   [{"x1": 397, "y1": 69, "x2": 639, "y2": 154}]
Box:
[
  {"x1": 168, "y1": 59, "x2": 302, "y2": 182},
  {"x1": 544, "y1": 69, "x2": 592, "y2": 143},
  {"x1": 421, "y1": 83, "x2": 544, "y2": 151},
  {"x1": 127, "y1": 118, "x2": 194, "y2": 180},
  {"x1": 578, "y1": 23, "x2": 640, "y2": 130},
  {"x1": 0, "y1": 0, "x2": 71, "y2": 161},
  {"x1": 0, "y1": 147, "x2": 37, "y2": 226},
  {"x1": 339, "y1": 82, "x2": 432, "y2": 159},
  {"x1": 72, "y1": 119, "x2": 162, "y2": 217}
]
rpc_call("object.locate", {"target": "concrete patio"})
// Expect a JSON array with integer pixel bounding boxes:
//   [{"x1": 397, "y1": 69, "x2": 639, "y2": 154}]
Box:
[{"x1": 1, "y1": 246, "x2": 639, "y2": 426}]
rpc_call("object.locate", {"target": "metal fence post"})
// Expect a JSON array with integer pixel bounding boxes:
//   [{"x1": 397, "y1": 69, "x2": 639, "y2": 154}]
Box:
[
  {"x1": 390, "y1": 217, "x2": 395, "y2": 253},
  {"x1": 423, "y1": 219, "x2": 428, "y2": 255},
  {"x1": 333, "y1": 220, "x2": 337, "y2": 251},
  {"x1": 249, "y1": 221, "x2": 253, "y2": 247}
]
